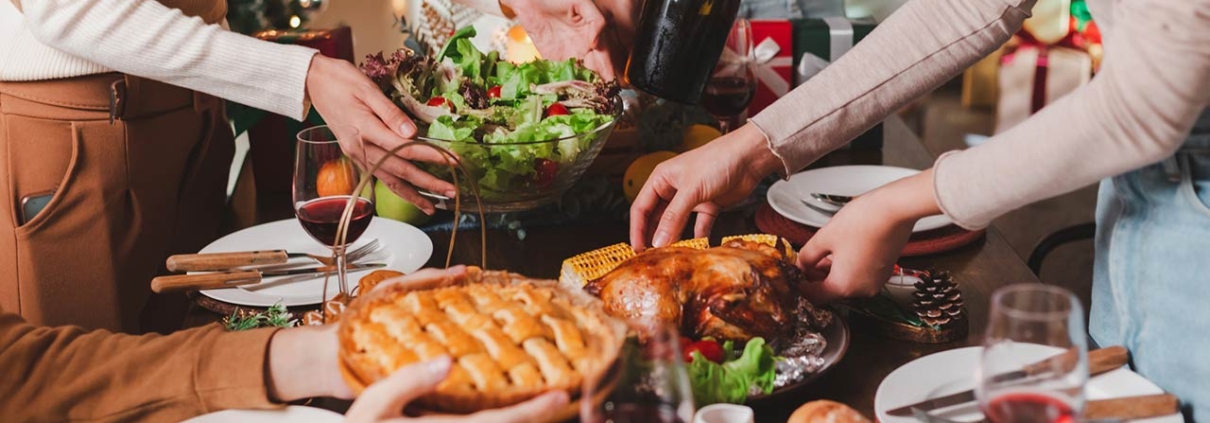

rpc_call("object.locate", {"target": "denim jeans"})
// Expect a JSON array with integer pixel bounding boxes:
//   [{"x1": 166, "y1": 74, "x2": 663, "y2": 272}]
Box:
[{"x1": 1091, "y1": 132, "x2": 1210, "y2": 421}]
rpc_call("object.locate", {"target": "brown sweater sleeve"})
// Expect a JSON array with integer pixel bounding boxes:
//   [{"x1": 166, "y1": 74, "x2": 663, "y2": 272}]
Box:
[
  {"x1": 749, "y1": 0, "x2": 1034, "y2": 175},
  {"x1": 0, "y1": 312, "x2": 281, "y2": 422}
]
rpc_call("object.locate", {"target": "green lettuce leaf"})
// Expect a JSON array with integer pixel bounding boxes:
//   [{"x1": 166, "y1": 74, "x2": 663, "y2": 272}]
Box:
[
  {"x1": 436, "y1": 26, "x2": 476, "y2": 62},
  {"x1": 428, "y1": 115, "x2": 478, "y2": 142},
  {"x1": 687, "y1": 338, "x2": 778, "y2": 405}
]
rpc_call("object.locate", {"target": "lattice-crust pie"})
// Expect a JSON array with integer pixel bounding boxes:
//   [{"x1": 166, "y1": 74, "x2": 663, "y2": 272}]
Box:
[{"x1": 338, "y1": 267, "x2": 626, "y2": 413}]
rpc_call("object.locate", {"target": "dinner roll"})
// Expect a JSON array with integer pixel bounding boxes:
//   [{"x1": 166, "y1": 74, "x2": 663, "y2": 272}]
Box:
[{"x1": 787, "y1": 400, "x2": 871, "y2": 423}]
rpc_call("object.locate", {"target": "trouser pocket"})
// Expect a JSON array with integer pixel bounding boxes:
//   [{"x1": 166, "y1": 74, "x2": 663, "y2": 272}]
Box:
[{"x1": 1179, "y1": 153, "x2": 1210, "y2": 218}]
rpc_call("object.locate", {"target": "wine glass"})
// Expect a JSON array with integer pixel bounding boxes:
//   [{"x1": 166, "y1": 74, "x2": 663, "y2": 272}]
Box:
[
  {"x1": 581, "y1": 320, "x2": 695, "y2": 423},
  {"x1": 976, "y1": 284, "x2": 1088, "y2": 423},
  {"x1": 701, "y1": 18, "x2": 756, "y2": 134},
  {"x1": 294, "y1": 124, "x2": 373, "y2": 296}
]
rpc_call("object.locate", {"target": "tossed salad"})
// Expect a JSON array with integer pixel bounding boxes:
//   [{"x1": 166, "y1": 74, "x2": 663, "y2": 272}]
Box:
[
  {"x1": 360, "y1": 27, "x2": 620, "y2": 196},
  {"x1": 682, "y1": 336, "x2": 779, "y2": 405}
]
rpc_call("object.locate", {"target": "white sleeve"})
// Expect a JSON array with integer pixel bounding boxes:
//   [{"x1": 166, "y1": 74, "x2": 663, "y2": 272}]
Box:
[{"x1": 20, "y1": 0, "x2": 319, "y2": 120}]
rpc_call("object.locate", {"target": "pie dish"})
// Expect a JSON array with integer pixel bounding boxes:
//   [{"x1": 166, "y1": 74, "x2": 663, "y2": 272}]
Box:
[{"x1": 338, "y1": 267, "x2": 626, "y2": 415}]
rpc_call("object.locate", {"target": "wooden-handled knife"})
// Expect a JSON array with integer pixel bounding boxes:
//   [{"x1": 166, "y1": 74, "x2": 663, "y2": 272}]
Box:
[
  {"x1": 151, "y1": 263, "x2": 385, "y2": 293},
  {"x1": 166, "y1": 250, "x2": 294, "y2": 272},
  {"x1": 886, "y1": 346, "x2": 1130, "y2": 417}
]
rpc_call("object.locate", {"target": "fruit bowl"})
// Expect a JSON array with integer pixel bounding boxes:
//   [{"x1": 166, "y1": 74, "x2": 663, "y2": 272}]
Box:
[{"x1": 418, "y1": 98, "x2": 623, "y2": 213}]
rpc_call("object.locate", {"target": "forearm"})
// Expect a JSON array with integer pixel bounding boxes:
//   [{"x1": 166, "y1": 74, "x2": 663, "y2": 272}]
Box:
[
  {"x1": 0, "y1": 313, "x2": 279, "y2": 422},
  {"x1": 20, "y1": 0, "x2": 317, "y2": 119},
  {"x1": 750, "y1": 0, "x2": 1033, "y2": 175},
  {"x1": 933, "y1": 0, "x2": 1210, "y2": 229}
]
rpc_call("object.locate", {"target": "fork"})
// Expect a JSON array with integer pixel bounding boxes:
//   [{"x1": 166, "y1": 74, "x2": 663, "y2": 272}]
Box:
[{"x1": 166, "y1": 239, "x2": 382, "y2": 272}]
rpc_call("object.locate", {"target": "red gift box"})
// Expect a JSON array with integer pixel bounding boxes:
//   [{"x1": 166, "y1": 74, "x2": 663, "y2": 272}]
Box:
[{"x1": 748, "y1": 20, "x2": 794, "y2": 116}]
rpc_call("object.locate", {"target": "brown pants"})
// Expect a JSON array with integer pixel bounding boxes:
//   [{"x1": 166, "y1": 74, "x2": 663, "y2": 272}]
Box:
[{"x1": 0, "y1": 74, "x2": 234, "y2": 332}]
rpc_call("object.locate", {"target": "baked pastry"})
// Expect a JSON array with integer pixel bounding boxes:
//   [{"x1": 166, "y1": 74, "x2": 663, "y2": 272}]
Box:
[
  {"x1": 339, "y1": 267, "x2": 626, "y2": 414},
  {"x1": 788, "y1": 400, "x2": 872, "y2": 423},
  {"x1": 357, "y1": 269, "x2": 405, "y2": 294}
]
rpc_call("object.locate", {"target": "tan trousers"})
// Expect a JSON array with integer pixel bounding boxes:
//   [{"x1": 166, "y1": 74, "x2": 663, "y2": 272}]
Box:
[{"x1": 0, "y1": 74, "x2": 234, "y2": 332}]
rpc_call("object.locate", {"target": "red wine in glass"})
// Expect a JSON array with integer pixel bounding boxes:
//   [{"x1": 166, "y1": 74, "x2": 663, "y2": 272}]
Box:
[
  {"x1": 296, "y1": 196, "x2": 374, "y2": 247},
  {"x1": 701, "y1": 76, "x2": 756, "y2": 117},
  {"x1": 601, "y1": 403, "x2": 686, "y2": 423},
  {"x1": 984, "y1": 392, "x2": 1076, "y2": 423}
]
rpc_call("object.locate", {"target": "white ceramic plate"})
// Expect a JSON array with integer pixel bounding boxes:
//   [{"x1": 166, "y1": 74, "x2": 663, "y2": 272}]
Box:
[
  {"x1": 181, "y1": 405, "x2": 342, "y2": 423},
  {"x1": 766, "y1": 165, "x2": 953, "y2": 232},
  {"x1": 199, "y1": 218, "x2": 432, "y2": 307},
  {"x1": 874, "y1": 345, "x2": 1182, "y2": 423}
]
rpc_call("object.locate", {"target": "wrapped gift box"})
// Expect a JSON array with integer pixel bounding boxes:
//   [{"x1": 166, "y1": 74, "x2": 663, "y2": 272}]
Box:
[
  {"x1": 749, "y1": 20, "x2": 795, "y2": 116},
  {"x1": 994, "y1": 45, "x2": 1091, "y2": 133},
  {"x1": 791, "y1": 17, "x2": 881, "y2": 149}
]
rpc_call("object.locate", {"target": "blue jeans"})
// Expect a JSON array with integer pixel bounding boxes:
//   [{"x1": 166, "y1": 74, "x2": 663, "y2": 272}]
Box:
[{"x1": 1091, "y1": 133, "x2": 1210, "y2": 421}]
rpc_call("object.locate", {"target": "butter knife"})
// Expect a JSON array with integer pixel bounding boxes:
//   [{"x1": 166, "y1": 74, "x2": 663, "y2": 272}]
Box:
[
  {"x1": 886, "y1": 346, "x2": 1129, "y2": 417},
  {"x1": 150, "y1": 263, "x2": 386, "y2": 293}
]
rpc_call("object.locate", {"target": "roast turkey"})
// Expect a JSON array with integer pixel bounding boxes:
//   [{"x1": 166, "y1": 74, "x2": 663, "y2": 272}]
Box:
[{"x1": 583, "y1": 240, "x2": 828, "y2": 344}]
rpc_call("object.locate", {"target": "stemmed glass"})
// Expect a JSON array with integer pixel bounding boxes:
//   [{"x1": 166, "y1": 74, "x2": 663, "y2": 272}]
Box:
[
  {"x1": 293, "y1": 125, "x2": 374, "y2": 297},
  {"x1": 700, "y1": 18, "x2": 756, "y2": 134},
  {"x1": 581, "y1": 320, "x2": 695, "y2": 423},
  {"x1": 976, "y1": 284, "x2": 1088, "y2": 423}
]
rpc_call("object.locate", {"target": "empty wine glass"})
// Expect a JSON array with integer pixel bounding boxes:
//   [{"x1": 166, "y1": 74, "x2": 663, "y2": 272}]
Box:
[
  {"x1": 293, "y1": 125, "x2": 373, "y2": 296},
  {"x1": 976, "y1": 284, "x2": 1088, "y2": 423},
  {"x1": 581, "y1": 320, "x2": 695, "y2": 423},
  {"x1": 701, "y1": 18, "x2": 756, "y2": 134}
]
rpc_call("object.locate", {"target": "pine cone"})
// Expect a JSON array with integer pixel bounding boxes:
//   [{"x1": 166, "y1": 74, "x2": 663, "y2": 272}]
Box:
[{"x1": 913, "y1": 271, "x2": 965, "y2": 327}]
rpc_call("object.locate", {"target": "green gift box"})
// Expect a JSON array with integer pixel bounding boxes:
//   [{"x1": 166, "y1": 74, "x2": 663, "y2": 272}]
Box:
[{"x1": 791, "y1": 17, "x2": 881, "y2": 150}]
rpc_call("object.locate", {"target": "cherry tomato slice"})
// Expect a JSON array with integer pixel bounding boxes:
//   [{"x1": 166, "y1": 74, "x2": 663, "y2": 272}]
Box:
[
  {"x1": 545, "y1": 103, "x2": 570, "y2": 117},
  {"x1": 426, "y1": 96, "x2": 450, "y2": 110},
  {"x1": 683, "y1": 339, "x2": 724, "y2": 363},
  {"x1": 487, "y1": 85, "x2": 502, "y2": 99}
]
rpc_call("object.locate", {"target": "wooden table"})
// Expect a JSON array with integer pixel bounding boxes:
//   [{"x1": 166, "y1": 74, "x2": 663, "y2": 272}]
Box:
[{"x1": 187, "y1": 116, "x2": 1040, "y2": 421}]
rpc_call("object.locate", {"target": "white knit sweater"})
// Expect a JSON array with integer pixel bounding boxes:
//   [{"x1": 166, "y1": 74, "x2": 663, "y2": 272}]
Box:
[{"x1": 0, "y1": 0, "x2": 318, "y2": 120}]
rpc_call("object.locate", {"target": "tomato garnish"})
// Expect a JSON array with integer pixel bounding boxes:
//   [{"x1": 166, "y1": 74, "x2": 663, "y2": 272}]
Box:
[
  {"x1": 487, "y1": 85, "x2": 502, "y2": 99},
  {"x1": 683, "y1": 339, "x2": 724, "y2": 363},
  {"x1": 427, "y1": 96, "x2": 451, "y2": 110},
  {"x1": 545, "y1": 103, "x2": 570, "y2": 117},
  {"x1": 534, "y1": 159, "x2": 558, "y2": 188}
]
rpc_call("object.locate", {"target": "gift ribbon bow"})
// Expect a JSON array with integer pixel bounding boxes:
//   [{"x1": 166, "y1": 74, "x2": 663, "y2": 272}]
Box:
[
  {"x1": 752, "y1": 36, "x2": 794, "y2": 98},
  {"x1": 795, "y1": 16, "x2": 855, "y2": 84}
]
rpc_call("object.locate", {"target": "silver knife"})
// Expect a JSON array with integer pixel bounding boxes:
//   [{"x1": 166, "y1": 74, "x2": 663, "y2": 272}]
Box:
[
  {"x1": 911, "y1": 407, "x2": 1123, "y2": 423},
  {"x1": 886, "y1": 347, "x2": 1129, "y2": 417},
  {"x1": 150, "y1": 263, "x2": 386, "y2": 293}
]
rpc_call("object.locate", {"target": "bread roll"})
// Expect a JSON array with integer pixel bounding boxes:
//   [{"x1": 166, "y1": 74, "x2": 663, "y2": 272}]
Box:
[{"x1": 787, "y1": 400, "x2": 871, "y2": 423}]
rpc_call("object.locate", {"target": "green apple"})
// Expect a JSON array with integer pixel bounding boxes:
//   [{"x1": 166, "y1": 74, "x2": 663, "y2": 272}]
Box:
[{"x1": 374, "y1": 180, "x2": 431, "y2": 225}]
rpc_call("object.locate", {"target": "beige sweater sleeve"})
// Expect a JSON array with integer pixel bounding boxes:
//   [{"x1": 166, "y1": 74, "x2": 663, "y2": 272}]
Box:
[
  {"x1": 0, "y1": 312, "x2": 281, "y2": 422},
  {"x1": 750, "y1": 0, "x2": 1035, "y2": 174},
  {"x1": 933, "y1": 0, "x2": 1210, "y2": 228}
]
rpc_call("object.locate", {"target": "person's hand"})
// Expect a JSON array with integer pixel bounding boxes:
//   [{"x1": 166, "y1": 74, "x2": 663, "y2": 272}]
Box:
[
  {"x1": 796, "y1": 170, "x2": 942, "y2": 304},
  {"x1": 630, "y1": 124, "x2": 783, "y2": 250},
  {"x1": 502, "y1": 0, "x2": 635, "y2": 80},
  {"x1": 305, "y1": 55, "x2": 456, "y2": 215},
  {"x1": 344, "y1": 357, "x2": 569, "y2": 423},
  {"x1": 264, "y1": 267, "x2": 472, "y2": 402}
]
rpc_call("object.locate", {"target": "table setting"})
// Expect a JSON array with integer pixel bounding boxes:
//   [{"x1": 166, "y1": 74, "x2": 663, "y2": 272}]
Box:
[{"x1": 165, "y1": 11, "x2": 1182, "y2": 423}]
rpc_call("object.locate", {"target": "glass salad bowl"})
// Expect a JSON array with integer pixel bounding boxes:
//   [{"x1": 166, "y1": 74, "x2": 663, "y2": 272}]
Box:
[{"x1": 417, "y1": 99, "x2": 623, "y2": 213}]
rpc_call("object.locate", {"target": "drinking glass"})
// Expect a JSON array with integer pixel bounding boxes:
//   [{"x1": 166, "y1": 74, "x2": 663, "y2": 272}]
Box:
[
  {"x1": 293, "y1": 125, "x2": 373, "y2": 296},
  {"x1": 700, "y1": 18, "x2": 756, "y2": 134},
  {"x1": 581, "y1": 320, "x2": 695, "y2": 423},
  {"x1": 976, "y1": 284, "x2": 1088, "y2": 423}
]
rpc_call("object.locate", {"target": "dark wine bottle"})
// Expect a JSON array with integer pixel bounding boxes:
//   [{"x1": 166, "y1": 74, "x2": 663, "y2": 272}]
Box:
[{"x1": 625, "y1": 0, "x2": 743, "y2": 104}]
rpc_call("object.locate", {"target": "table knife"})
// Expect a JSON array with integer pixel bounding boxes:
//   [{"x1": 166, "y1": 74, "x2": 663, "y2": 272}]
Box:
[
  {"x1": 886, "y1": 346, "x2": 1129, "y2": 417},
  {"x1": 150, "y1": 263, "x2": 386, "y2": 293},
  {"x1": 909, "y1": 393, "x2": 1176, "y2": 423}
]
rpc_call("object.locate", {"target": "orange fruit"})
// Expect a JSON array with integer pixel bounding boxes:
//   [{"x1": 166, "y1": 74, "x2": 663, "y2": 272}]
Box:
[
  {"x1": 318, "y1": 158, "x2": 358, "y2": 197},
  {"x1": 678, "y1": 124, "x2": 722, "y2": 152},
  {"x1": 623, "y1": 151, "x2": 678, "y2": 203}
]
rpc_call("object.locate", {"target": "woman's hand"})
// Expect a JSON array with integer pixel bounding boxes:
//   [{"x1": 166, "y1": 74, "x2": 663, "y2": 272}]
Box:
[
  {"x1": 630, "y1": 124, "x2": 783, "y2": 250},
  {"x1": 502, "y1": 0, "x2": 635, "y2": 80},
  {"x1": 796, "y1": 169, "x2": 942, "y2": 304},
  {"x1": 344, "y1": 357, "x2": 569, "y2": 423},
  {"x1": 305, "y1": 55, "x2": 456, "y2": 215}
]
